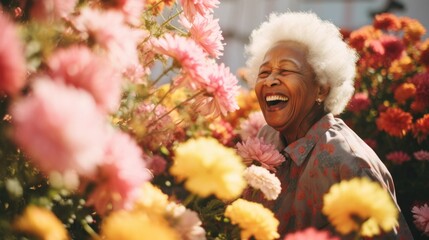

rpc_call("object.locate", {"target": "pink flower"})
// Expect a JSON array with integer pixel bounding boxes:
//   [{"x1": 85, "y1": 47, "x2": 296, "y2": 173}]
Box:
[
  {"x1": 412, "y1": 204, "x2": 429, "y2": 235},
  {"x1": 72, "y1": 8, "x2": 145, "y2": 71},
  {"x1": 11, "y1": 79, "x2": 109, "y2": 177},
  {"x1": 86, "y1": 131, "x2": 152, "y2": 215},
  {"x1": 346, "y1": 92, "x2": 371, "y2": 113},
  {"x1": 152, "y1": 34, "x2": 209, "y2": 90},
  {"x1": 47, "y1": 46, "x2": 122, "y2": 113},
  {"x1": 385, "y1": 151, "x2": 411, "y2": 164},
  {"x1": 30, "y1": 0, "x2": 78, "y2": 21},
  {"x1": 105, "y1": 0, "x2": 145, "y2": 25},
  {"x1": 193, "y1": 63, "x2": 240, "y2": 117},
  {"x1": 180, "y1": 0, "x2": 219, "y2": 21},
  {"x1": 0, "y1": 12, "x2": 26, "y2": 95},
  {"x1": 284, "y1": 227, "x2": 339, "y2": 240},
  {"x1": 144, "y1": 154, "x2": 167, "y2": 176},
  {"x1": 239, "y1": 111, "x2": 266, "y2": 141},
  {"x1": 180, "y1": 14, "x2": 224, "y2": 58},
  {"x1": 236, "y1": 137, "x2": 285, "y2": 172},
  {"x1": 414, "y1": 150, "x2": 429, "y2": 161}
]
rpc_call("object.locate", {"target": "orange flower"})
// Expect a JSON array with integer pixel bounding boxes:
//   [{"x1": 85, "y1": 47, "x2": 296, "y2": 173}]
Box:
[
  {"x1": 419, "y1": 39, "x2": 429, "y2": 67},
  {"x1": 413, "y1": 114, "x2": 429, "y2": 142},
  {"x1": 376, "y1": 107, "x2": 413, "y2": 137},
  {"x1": 145, "y1": 0, "x2": 166, "y2": 15},
  {"x1": 389, "y1": 55, "x2": 414, "y2": 80},
  {"x1": 348, "y1": 26, "x2": 381, "y2": 51},
  {"x1": 400, "y1": 17, "x2": 426, "y2": 44},
  {"x1": 394, "y1": 83, "x2": 416, "y2": 104},
  {"x1": 373, "y1": 13, "x2": 401, "y2": 31}
]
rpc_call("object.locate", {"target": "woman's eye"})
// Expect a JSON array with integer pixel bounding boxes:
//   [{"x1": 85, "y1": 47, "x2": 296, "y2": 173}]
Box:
[{"x1": 258, "y1": 71, "x2": 269, "y2": 78}]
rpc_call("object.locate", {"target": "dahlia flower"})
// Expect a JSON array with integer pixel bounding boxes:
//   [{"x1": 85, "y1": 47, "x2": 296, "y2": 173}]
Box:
[
  {"x1": 385, "y1": 151, "x2": 411, "y2": 164},
  {"x1": 376, "y1": 107, "x2": 413, "y2": 138}
]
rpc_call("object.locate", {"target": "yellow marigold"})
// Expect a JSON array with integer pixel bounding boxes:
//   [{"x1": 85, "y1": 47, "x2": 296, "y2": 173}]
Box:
[
  {"x1": 170, "y1": 137, "x2": 246, "y2": 200},
  {"x1": 376, "y1": 107, "x2": 413, "y2": 137},
  {"x1": 394, "y1": 83, "x2": 416, "y2": 104},
  {"x1": 322, "y1": 178, "x2": 398, "y2": 237},
  {"x1": 388, "y1": 55, "x2": 414, "y2": 80},
  {"x1": 225, "y1": 198, "x2": 279, "y2": 240},
  {"x1": 101, "y1": 210, "x2": 179, "y2": 240},
  {"x1": 133, "y1": 182, "x2": 169, "y2": 216},
  {"x1": 13, "y1": 205, "x2": 69, "y2": 240}
]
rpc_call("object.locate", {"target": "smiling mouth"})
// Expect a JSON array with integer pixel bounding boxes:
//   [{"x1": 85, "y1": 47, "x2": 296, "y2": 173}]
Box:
[{"x1": 266, "y1": 95, "x2": 289, "y2": 107}]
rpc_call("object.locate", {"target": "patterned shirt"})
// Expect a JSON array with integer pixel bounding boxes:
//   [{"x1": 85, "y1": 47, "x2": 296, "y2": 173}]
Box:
[{"x1": 254, "y1": 113, "x2": 413, "y2": 239}]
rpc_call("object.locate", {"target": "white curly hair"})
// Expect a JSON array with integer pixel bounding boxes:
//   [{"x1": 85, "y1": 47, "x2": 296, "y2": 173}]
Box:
[{"x1": 245, "y1": 11, "x2": 358, "y2": 115}]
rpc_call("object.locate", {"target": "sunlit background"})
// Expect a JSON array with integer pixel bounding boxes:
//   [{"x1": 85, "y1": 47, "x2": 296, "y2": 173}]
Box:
[{"x1": 214, "y1": 0, "x2": 429, "y2": 76}]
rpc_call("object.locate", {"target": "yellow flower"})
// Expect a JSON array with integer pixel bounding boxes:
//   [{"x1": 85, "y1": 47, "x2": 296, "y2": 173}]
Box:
[
  {"x1": 13, "y1": 205, "x2": 69, "y2": 240},
  {"x1": 101, "y1": 210, "x2": 179, "y2": 240},
  {"x1": 322, "y1": 178, "x2": 398, "y2": 237},
  {"x1": 170, "y1": 137, "x2": 246, "y2": 200},
  {"x1": 133, "y1": 182, "x2": 169, "y2": 216},
  {"x1": 225, "y1": 198, "x2": 279, "y2": 240}
]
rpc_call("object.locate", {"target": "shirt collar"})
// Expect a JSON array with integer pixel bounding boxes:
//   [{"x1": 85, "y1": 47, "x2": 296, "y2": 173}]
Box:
[{"x1": 284, "y1": 113, "x2": 335, "y2": 166}]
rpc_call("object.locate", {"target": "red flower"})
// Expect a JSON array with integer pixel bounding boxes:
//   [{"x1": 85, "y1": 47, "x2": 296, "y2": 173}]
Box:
[
  {"x1": 413, "y1": 114, "x2": 429, "y2": 143},
  {"x1": 376, "y1": 107, "x2": 413, "y2": 137},
  {"x1": 347, "y1": 92, "x2": 371, "y2": 113},
  {"x1": 411, "y1": 72, "x2": 429, "y2": 108},
  {"x1": 386, "y1": 151, "x2": 411, "y2": 164},
  {"x1": 373, "y1": 13, "x2": 401, "y2": 31},
  {"x1": 380, "y1": 35, "x2": 405, "y2": 62}
]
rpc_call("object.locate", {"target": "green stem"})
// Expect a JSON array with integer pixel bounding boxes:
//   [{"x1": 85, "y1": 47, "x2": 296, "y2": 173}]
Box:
[
  {"x1": 82, "y1": 219, "x2": 101, "y2": 240},
  {"x1": 160, "y1": 10, "x2": 183, "y2": 28},
  {"x1": 151, "y1": 64, "x2": 175, "y2": 87},
  {"x1": 182, "y1": 194, "x2": 197, "y2": 207}
]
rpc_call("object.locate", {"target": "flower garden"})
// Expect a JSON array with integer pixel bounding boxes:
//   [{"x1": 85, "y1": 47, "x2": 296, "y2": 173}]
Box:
[{"x1": 0, "y1": 0, "x2": 428, "y2": 239}]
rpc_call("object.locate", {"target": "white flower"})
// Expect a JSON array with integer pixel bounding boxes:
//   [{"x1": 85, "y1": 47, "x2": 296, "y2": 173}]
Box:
[
  {"x1": 243, "y1": 165, "x2": 281, "y2": 201},
  {"x1": 165, "y1": 202, "x2": 207, "y2": 240}
]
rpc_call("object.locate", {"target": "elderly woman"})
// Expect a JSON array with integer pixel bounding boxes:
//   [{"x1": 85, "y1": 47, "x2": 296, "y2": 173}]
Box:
[{"x1": 245, "y1": 11, "x2": 413, "y2": 239}]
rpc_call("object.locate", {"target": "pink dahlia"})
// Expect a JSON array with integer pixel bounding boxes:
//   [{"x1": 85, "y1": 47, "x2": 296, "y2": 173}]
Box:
[
  {"x1": 30, "y1": 0, "x2": 78, "y2": 22},
  {"x1": 414, "y1": 150, "x2": 429, "y2": 161},
  {"x1": 72, "y1": 8, "x2": 145, "y2": 71},
  {"x1": 385, "y1": 151, "x2": 411, "y2": 164},
  {"x1": 284, "y1": 227, "x2": 339, "y2": 240},
  {"x1": 239, "y1": 111, "x2": 266, "y2": 141},
  {"x1": 193, "y1": 62, "x2": 240, "y2": 117},
  {"x1": 11, "y1": 79, "x2": 109, "y2": 177},
  {"x1": 236, "y1": 137, "x2": 285, "y2": 172},
  {"x1": 152, "y1": 34, "x2": 209, "y2": 90},
  {"x1": 180, "y1": 0, "x2": 219, "y2": 21},
  {"x1": 346, "y1": 92, "x2": 371, "y2": 113},
  {"x1": 0, "y1": 12, "x2": 26, "y2": 95},
  {"x1": 86, "y1": 131, "x2": 152, "y2": 215},
  {"x1": 180, "y1": 13, "x2": 224, "y2": 58},
  {"x1": 412, "y1": 204, "x2": 429, "y2": 235},
  {"x1": 47, "y1": 46, "x2": 122, "y2": 113}
]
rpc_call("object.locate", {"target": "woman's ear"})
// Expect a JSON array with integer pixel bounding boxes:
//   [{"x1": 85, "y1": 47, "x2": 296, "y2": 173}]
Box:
[{"x1": 317, "y1": 84, "x2": 330, "y2": 101}]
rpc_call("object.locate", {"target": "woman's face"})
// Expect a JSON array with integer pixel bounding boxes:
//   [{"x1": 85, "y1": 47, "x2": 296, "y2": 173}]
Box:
[{"x1": 255, "y1": 41, "x2": 321, "y2": 139}]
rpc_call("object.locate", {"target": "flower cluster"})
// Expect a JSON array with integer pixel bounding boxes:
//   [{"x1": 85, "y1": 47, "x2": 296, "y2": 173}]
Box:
[{"x1": 341, "y1": 13, "x2": 429, "y2": 237}]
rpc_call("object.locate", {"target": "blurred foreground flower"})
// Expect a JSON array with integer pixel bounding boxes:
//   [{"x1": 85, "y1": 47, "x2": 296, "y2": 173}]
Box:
[
  {"x1": 412, "y1": 203, "x2": 429, "y2": 235},
  {"x1": 243, "y1": 165, "x2": 281, "y2": 201},
  {"x1": 283, "y1": 227, "x2": 339, "y2": 240},
  {"x1": 13, "y1": 205, "x2": 69, "y2": 240},
  {"x1": 322, "y1": 178, "x2": 398, "y2": 237},
  {"x1": 170, "y1": 137, "x2": 246, "y2": 200},
  {"x1": 225, "y1": 198, "x2": 279, "y2": 240}
]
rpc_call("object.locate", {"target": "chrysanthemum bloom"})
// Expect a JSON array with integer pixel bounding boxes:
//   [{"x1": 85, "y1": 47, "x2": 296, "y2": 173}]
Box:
[
  {"x1": 102, "y1": 0, "x2": 145, "y2": 25},
  {"x1": 412, "y1": 204, "x2": 429, "y2": 235},
  {"x1": 30, "y1": 0, "x2": 78, "y2": 22},
  {"x1": 170, "y1": 137, "x2": 246, "y2": 200},
  {"x1": 376, "y1": 107, "x2": 413, "y2": 138},
  {"x1": 86, "y1": 131, "x2": 152, "y2": 215},
  {"x1": 400, "y1": 16, "x2": 426, "y2": 43},
  {"x1": 244, "y1": 165, "x2": 281, "y2": 201},
  {"x1": 133, "y1": 182, "x2": 169, "y2": 216},
  {"x1": 180, "y1": 14, "x2": 224, "y2": 58},
  {"x1": 100, "y1": 210, "x2": 179, "y2": 240},
  {"x1": 11, "y1": 79, "x2": 109, "y2": 176},
  {"x1": 72, "y1": 8, "x2": 145, "y2": 71},
  {"x1": 414, "y1": 150, "x2": 429, "y2": 161},
  {"x1": 394, "y1": 83, "x2": 416, "y2": 104},
  {"x1": 346, "y1": 92, "x2": 371, "y2": 113},
  {"x1": 420, "y1": 40, "x2": 429, "y2": 67},
  {"x1": 239, "y1": 111, "x2": 266, "y2": 141},
  {"x1": 348, "y1": 26, "x2": 381, "y2": 52},
  {"x1": 152, "y1": 34, "x2": 209, "y2": 90},
  {"x1": 209, "y1": 118, "x2": 236, "y2": 147},
  {"x1": 373, "y1": 13, "x2": 401, "y2": 31},
  {"x1": 413, "y1": 114, "x2": 429, "y2": 142},
  {"x1": 47, "y1": 46, "x2": 122, "y2": 113},
  {"x1": 165, "y1": 202, "x2": 207, "y2": 240},
  {"x1": 180, "y1": 0, "x2": 219, "y2": 21},
  {"x1": 283, "y1": 227, "x2": 339, "y2": 240},
  {"x1": 236, "y1": 137, "x2": 285, "y2": 172},
  {"x1": 13, "y1": 205, "x2": 69, "y2": 240},
  {"x1": 322, "y1": 178, "x2": 398, "y2": 237},
  {"x1": 411, "y1": 72, "x2": 429, "y2": 108},
  {"x1": 385, "y1": 151, "x2": 411, "y2": 164},
  {"x1": 225, "y1": 198, "x2": 279, "y2": 240},
  {"x1": 0, "y1": 12, "x2": 26, "y2": 96},
  {"x1": 389, "y1": 55, "x2": 414, "y2": 80},
  {"x1": 193, "y1": 63, "x2": 240, "y2": 117}
]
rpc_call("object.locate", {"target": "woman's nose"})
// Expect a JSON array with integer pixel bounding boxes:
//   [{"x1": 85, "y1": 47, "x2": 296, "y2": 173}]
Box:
[{"x1": 264, "y1": 77, "x2": 280, "y2": 87}]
